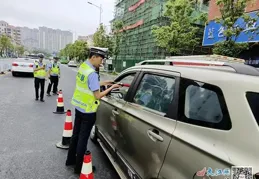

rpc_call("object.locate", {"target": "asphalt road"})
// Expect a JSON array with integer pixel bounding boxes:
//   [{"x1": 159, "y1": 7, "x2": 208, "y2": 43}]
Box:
[{"x1": 0, "y1": 59, "x2": 117, "y2": 179}]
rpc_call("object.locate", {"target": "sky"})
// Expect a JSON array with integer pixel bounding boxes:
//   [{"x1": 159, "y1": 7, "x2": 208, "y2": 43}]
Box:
[{"x1": 0, "y1": 0, "x2": 115, "y2": 39}]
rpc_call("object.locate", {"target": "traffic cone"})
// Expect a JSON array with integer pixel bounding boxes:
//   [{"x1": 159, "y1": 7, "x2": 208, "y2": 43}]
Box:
[
  {"x1": 56, "y1": 109, "x2": 73, "y2": 149},
  {"x1": 53, "y1": 90, "x2": 66, "y2": 114},
  {"x1": 80, "y1": 151, "x2": 94, "y2": 179}
]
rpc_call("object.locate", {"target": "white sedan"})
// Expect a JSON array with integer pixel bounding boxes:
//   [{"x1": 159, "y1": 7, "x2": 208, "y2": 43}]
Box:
[
  {"x1": 11, "y1": 58, "x2": 35, "y2": 77},
  {"x1": 68, "y1": 60, "x2": 78, "y2": 67}
]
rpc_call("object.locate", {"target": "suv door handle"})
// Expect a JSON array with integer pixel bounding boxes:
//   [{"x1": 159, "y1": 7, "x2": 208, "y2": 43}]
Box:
[
  {"x1": 112, "y1": 109, "x2": 119, "y2": 116},
  {"x1": 147, "y1": 129, "x2": 164, "y2": 142}
]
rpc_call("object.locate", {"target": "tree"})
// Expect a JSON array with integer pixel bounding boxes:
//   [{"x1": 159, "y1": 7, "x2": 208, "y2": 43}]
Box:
[
  {"x1": 0, "y1": 35, "x2": 12, "y2": 57},
  {"x1": 212, "y1": 0, "x2": 259, "y2": 57},
  {"x1": 16, "y1": 45, "x2": 25, "y2": 57},
  {"x1": 152, "y1": 0, "x2": 205, "y2": 55},
  {"x1": 72, "y1": 40, "x2": 89, "y2": 62},
  {"x1": 111, "y1": 20, "x2": 125, "y2": 71},
  {"x1": 59, "y1": 41, "x2": 89, "y2": 62},
  {"x1": 93, "y1": 24, "x2": 109, "y2": 48}
]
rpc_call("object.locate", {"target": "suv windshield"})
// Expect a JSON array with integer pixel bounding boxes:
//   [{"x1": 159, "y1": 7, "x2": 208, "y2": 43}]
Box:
[{"x1": 246, "y1": 92, "x2": 259, "y2": 126}]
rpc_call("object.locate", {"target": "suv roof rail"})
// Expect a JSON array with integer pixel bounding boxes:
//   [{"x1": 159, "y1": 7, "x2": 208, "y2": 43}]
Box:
[
  {"x1": 137, "y1": 55, "x2": 245, "y2": 66},
  {"x1": 165, "y1": 54, "x2": 245, "y2": 63},
  {"x1": 223, "y1": 63, "x2": 259, "y2": 76}
]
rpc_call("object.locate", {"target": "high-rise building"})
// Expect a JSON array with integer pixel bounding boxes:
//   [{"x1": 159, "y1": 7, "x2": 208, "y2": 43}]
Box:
[
  {"x1": 39, "y1": 27, "x2": 73, "y2": 53},
  {"x1": 78, "y1": 35, "x2": 94, "y2": 46},
  {"x1": 112, "y1": 0, "x2": 210, "y2": 72},
  {"x1": 0, "y1": 20, "x2": 74, "y2": 53},
  {"x1": 20, "y1": 27, "x2": 39, "y2": 50},
  {"x1": 203, "y1": 0, "x2": 259, "y2": 66}
]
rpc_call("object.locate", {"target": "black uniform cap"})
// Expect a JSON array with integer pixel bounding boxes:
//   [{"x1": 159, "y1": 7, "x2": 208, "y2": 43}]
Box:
[
  {"x1": 90, "y1": 47, "x2": 108, "y2": 58},
  {"x1": 53, "y1": 56, "x2": 60, "y2": 60},
  {"x1": 38, "y1": 54, "x2": 44, "y2": 58}
]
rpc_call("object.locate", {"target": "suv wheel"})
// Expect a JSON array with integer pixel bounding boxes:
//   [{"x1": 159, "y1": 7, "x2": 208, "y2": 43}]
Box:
[{"x1": 90, "y1": 125, "x2": 97, "y2": 143}]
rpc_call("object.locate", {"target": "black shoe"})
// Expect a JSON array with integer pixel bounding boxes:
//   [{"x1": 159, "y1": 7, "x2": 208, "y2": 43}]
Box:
[
  {"x1": 46, "y1": 93, "x2": 51, "y2": 96},
  {"x1": 40, "y1": 99, "x2": 45, "y2": 102},
  {"x1": 65, "y1": 160, "x2": 75, "y2": 166},
  {"x1": 35, "y1": 98, "x2": 39, "y2": 101}
]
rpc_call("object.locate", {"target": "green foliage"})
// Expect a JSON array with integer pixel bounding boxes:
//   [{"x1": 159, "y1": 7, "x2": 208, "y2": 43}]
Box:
[
  {"x1": 212, "y1": 0, "x2": 259, "y2": 56},
  {"x1": 215, "y1": 0, "x2": 258, "y2": 41},
  {"x1": 59, "y1": 40, "x2": 89, "y2": 62},
  {"x1": 0, "y1": 35, "x2": 12, "y2": 56},
  {"x1": 152, "y1": 0, "x2": 202, "y2": 55},
  {"x1": 93, "y1": 23, "x2": 116, "y2": 59},
  {"x1": 16, "y1": 45, "x2": 25, "y2": 56},
  {"x1": 93, "y1": 24, "x2": 110, "y2": 48},
  {"x1": 213, "y1": 41, "x2": 249, "y2": 57}
]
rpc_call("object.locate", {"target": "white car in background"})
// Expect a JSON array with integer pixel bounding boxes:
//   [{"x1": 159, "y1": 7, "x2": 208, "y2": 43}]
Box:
[
  {"x1": 68, "y1": 60, "x2": 78, "y2": 67},
  {"x1": 11, "y1": 58, "x2": 35, "y2": 77}
]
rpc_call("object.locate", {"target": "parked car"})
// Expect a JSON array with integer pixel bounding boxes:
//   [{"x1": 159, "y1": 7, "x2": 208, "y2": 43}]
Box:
[
  {"x1": 11, "y1": 58, "x2": 35, "y2": 77},
  {"x1": 90, "y1": 56, "x2": 259, "y2": 179},
  {"x1": 68, "y1": 60, "x2": 77, "y2": 67}
]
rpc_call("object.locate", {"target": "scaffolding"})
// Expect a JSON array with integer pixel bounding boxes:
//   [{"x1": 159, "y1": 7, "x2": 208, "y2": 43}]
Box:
[{"x1": 113, "y1": 0, "x2": 211, "y2": 72}]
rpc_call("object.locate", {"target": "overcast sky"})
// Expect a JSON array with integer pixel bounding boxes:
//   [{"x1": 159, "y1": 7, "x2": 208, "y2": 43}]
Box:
[{"x1": 0, "y1": 0, "x2": 115, "y2": 38}]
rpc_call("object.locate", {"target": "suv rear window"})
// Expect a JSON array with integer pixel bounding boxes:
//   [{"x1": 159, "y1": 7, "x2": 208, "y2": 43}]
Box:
[{"x1": 246, "y1": 92, "x2": 259, "y2": 126}]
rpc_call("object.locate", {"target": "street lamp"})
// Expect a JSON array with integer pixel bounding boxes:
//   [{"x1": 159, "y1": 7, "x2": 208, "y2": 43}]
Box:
[{"x1": 87, "y1": 2, "x2": 103, "y2": 25}]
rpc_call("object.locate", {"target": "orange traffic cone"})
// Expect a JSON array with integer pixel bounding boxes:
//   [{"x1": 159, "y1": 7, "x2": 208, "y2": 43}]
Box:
[
  {"x1": 80, "y1": 151, "x2": 94, "y2": 179},
  {"x1": 53, "y1": 90, "x2": 66, "y2": 114},
  {"x1": 56, "y1": 109, "x2": 73, "y2": 149}
]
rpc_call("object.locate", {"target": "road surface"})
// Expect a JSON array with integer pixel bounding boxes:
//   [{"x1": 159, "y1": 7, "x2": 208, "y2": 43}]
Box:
[{"x1": 0, "y1": 59, "x2": 118, "y2": 179}]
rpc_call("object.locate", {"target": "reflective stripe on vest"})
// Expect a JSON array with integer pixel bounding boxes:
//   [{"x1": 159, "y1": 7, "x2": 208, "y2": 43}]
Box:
[
  {"x1": 71, "y1": 63, "x2": 100, "y2": 113},
  {"x1": 51, "y1": 63, "x2": 60, "y2": 75},
  {"x1": 34, "y1": 62, "x2": 47, "y2": 78}
]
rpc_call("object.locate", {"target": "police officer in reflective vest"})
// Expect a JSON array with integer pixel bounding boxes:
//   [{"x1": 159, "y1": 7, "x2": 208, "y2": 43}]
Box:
[
  {"x1": 65, "y1": 47, "x2": 121, "y2": 174},
  {"x1": 47, "y1": 57, "x2": 60, "y2": 96},
  {"x1": 33, "y1": 54, "x2": 47, "y2": 102}
]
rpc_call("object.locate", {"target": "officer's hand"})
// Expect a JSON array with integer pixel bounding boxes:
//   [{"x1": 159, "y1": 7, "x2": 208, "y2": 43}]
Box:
[{"x1": 111, "y1": 84, "x2": 122, "y2": 89}]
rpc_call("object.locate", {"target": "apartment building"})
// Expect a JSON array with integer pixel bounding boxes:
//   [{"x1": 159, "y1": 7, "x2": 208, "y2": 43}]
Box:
[
  {"x1": 20, "y1": 27, "x2": 39, "y2": 50},
  {"x1": 0, "y1": 21, "x2": 21, "y2": 45},
  {"x1": 113, "y1": 0, "x2": 210, "y2": 72},
  {"x1": 39, "y1": 27, "x2": 73, "y2": 53},
  {"x1": 78, "y1": 34, "x2": 94, "y2": 46}
]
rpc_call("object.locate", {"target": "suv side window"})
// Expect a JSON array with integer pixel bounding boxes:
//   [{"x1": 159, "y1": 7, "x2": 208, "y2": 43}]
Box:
[
  {"x1": 112, "y1": 73, "x2": 136, "y2": 99},
  {"x1": 179, "y1": 78, "x2": 231, "y2": 130},
  {"x1": 133, "y1": 73, "x2": 175, "y2": 114}
]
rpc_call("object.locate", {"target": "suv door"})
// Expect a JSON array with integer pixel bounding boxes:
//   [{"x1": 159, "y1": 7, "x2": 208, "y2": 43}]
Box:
[
  {"x1": 96, "y1": 70, "x2": 140, "y2": 153},
  {"x1": 113, "y1": 69, "x2": 180, "y2": 179},
  {"x1": 159, "y1": 78, "x2": 232, "y2": 179}
]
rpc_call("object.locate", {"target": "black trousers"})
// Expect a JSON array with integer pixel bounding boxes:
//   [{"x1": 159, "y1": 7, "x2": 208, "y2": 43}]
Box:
[
  {"x1": 66, "y1": 109, "x2": 96, "y2": 172},
  {"x1": 34, "y1": 78, "x2": 45, "y2": 100},
  {"x1": 47, "y1": 75, "x2": 59, "y2": 94}
]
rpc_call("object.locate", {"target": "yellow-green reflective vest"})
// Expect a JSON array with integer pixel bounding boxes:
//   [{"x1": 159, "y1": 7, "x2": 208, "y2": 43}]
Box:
[
  {"x1": 50, "y1": 63, "x2": 60, "y2": 75},
  {"x1": 71, "y1": 63, "x2": 100, "y2": 113},
  {"x1": 34, "y1": 61, "x2": 47, "y2": 78}
]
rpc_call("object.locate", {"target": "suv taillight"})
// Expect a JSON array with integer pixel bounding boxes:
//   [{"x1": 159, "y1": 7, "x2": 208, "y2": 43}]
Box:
[
  {"x1": 29, "y1": 64, "x2": 33, "y2": 67},
  {"x1": 12, "y1": 63, "x2": 18, "y2": 66}
]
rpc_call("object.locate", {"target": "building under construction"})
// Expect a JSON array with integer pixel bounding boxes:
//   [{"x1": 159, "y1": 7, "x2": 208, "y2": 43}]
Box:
[{"x1": 112, "y1": 0, "x2": 211, "y2": 72}]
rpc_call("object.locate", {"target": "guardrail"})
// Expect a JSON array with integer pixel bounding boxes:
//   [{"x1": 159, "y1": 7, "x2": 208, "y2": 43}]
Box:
[{"x1": 0, "y1": 63, "x2": 11, "y2": 74}]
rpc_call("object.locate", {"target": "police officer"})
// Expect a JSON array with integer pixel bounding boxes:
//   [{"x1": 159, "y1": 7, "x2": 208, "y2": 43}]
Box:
[
  {"x1": 65, "y1": 47, "x2": 121, "y2": 174},
  {"x1": 33, "y1": 54, "x2": 47, "y2": 102},
  {"x1": 46, "y1": 57, "x2": 60, "y2": 96}
]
